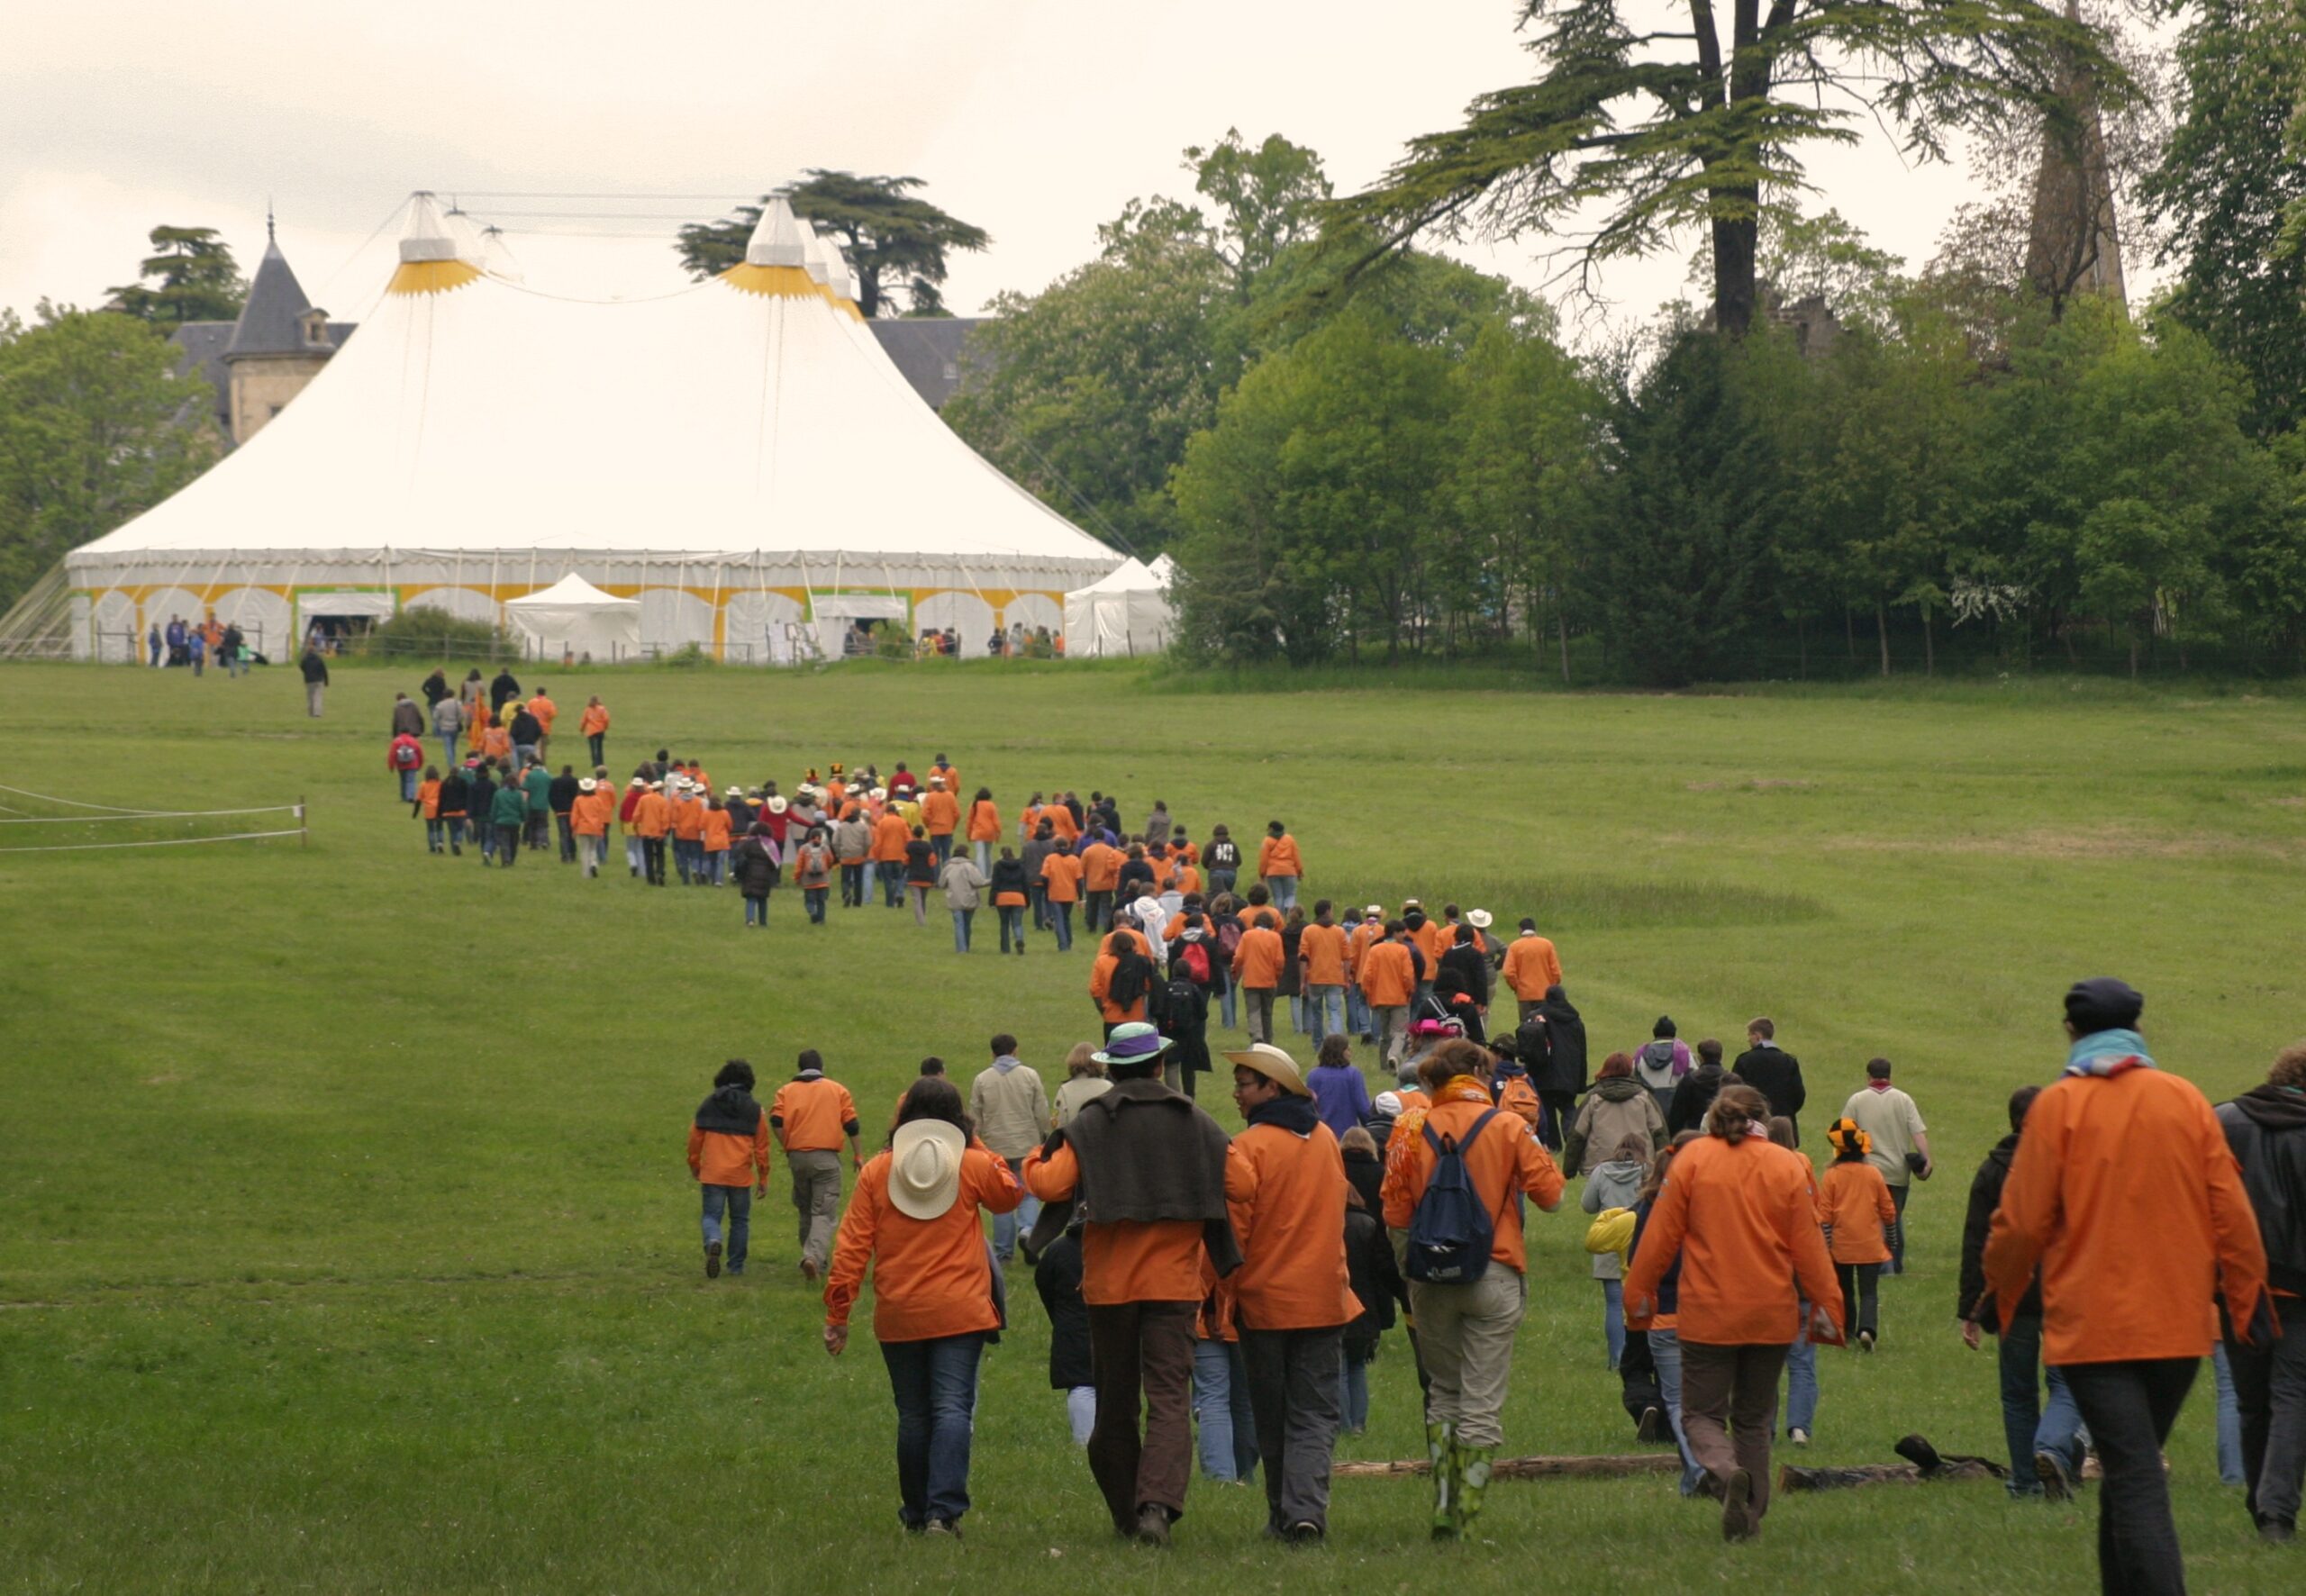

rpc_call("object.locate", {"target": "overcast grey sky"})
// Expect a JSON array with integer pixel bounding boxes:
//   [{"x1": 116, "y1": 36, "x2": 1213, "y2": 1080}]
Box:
[{"x1": 3, "y1": 0, "x2": 2059, "y2": 343}]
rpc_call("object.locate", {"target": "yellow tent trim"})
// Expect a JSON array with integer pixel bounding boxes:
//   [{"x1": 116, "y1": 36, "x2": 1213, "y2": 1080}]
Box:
[
  {"x1": 722, "y1": 264, "x2": 822, "y2": 299},
  {"x1": 386, "y1": 259, "x2": 485, "y2": 296}
]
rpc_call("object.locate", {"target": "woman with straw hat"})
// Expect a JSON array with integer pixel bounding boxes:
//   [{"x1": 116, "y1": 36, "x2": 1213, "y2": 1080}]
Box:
[{"x1": 823, "y1": 1077, "x2": 1023, "y2": 1540}]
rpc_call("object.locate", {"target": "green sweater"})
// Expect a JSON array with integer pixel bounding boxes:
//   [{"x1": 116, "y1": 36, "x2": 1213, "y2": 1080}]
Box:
[
  {"x1": 491, "y1": 785, "x2": 529, "y2": 827},
  {"x1": 522, "y1": 768, "x2": 552, "y2": 812}
]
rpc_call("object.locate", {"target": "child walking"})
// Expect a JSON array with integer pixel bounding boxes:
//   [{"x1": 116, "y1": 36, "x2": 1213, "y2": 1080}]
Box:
[
  {"x1": 1033, "y1": 1217, "x2": 1096, "y2": 1445},
  {"x1": 1581, "y1": 1133, "x2": 1652, "y2": 1369},
  {"x1": 1817, "y1": 1117, "x2": 1897, "y2": 1350},
  {"x1": 685, "y1": 1060, "x2": 771, "y2": 1278}
]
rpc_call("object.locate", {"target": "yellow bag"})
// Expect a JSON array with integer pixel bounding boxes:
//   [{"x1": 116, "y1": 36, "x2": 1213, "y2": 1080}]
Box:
[{"x1": 1584, "y1": 1206, "x2": 1635, "y2": 1260}]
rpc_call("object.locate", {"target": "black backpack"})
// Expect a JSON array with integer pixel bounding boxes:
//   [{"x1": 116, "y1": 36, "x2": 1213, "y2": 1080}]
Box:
[
  {"x1": 1158, "y1": 976, "x2": 1201, "y2": 1030},
  {"x1": 1404, "y1": 1108, "x2": 1503, "y2": 1284}
]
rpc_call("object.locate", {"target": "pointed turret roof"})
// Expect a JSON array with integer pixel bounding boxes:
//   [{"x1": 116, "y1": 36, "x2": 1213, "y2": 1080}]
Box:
[{"x1": 224, "y1": 233, "x2": 317, "y2": 359}]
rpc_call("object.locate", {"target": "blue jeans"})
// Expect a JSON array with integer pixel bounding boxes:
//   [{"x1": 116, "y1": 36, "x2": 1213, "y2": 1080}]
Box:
[
  {"x1": 1193, "y1": 1338, "x2": 1260, "y2": 1483},
  {"x1": 1999, "y1": 1315, "x2": 2086, "y2": 1492},
  {"x1": 1785, "y1": 1317, "x2": 1819, "y2": 1435},
  {"x1": 2214, "y1": 1340, "x2": 2247, "y2": 1485},
  {"x1": 1346, "y1": 984, "x2": 1371, "y2": 1038},
  {"x1": 1339, "y1": 1347, "x2": 1372, "y2": 1433},
  {"x1": 1648, "y1": 1328, "x2": 1704, "y2": 1495},
  {"x1": 1049, "y1": 900, "x2": 1074, "y2": 952},
  {"x1": 931, "y1": 833, "x2": 952, "y2": 865},
  {"x1": 997, "y1": 905, "x2": 1025, "y2": 952},
  {"x1": 1887, "y1": 1182, "x2": 1911, "y2": 1274},
  {"x1": 1601, "y1": 1279, "x2": 1625, "y2": 1369},
  {"x1": 972, "y1": 840, "x2": 991, "y2": 874},
  {"x1": 440, "y1": 733, "x2": 460, "y2": 772},
  {"x1": 700, "y1": 1183, "x2": 751, "y2": 1272},
  {"x1": 1304, "y1": 984, "x2": 1343, "y2": 1045},
  {"x1": 424, "y1": 819, "x2": 444, "y2": 851},
  {"x1": 804, "y1": 886, "x2": 828, "y2": 923},
  {"x1": 879, "y1": 1332, "x2": 986, "y2": 1528},
  {"x1": 1207, "y1": 868, "x2": 1236, "y2": 899},
  {"x1": 744, "y1": 894, "x2": 769, "y2": 926},
  {"x1": 1219, "y1": 983, "x2": 1237, "y2": 1029},
  {"x1": 883, "y1": 866, "x2": 905, "y2": 907},
  {"x1": 399, "y1": 770, "x2": 418, "y2": 801},
  {"x1": 1267, "y1": 875, "x2": 1298, "y2": 912},
  {"x1": 989, "y1": 1157, "x2": 1041, "y2": 1258},
  {"x1": 951, "y1": 908, "x2": 974, "y2": 951},
  {"x1": 1067, "y1": 1385, "x2": 1096, "y2": 1446}
]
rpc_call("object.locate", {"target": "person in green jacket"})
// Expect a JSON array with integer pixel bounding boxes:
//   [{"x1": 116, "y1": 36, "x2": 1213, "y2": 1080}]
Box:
[
  {"x1": 490, "y1": 778, "x2": 529, "y2": 866},
  {"x1": 522, "y1": 762, "x2": 553, "y2": 851}
]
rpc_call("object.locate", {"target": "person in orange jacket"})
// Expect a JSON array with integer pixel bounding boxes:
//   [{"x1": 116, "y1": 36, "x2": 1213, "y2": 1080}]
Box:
[
  {"x1": 965, "y1": 786, "x2": 1001, "y2": 875},
  {"x1": 1359, "y1": 921, "x2": 1421, "y2": 1067},
  {"x1": 579, "y1": 695, "x2": 610, "y2": 766},
  {"x1": 1297, "y1": 901, "x2": 1350, "y2": 1047},
  {"x1": 774, "y1": 1049, "x2": 864, "y2": 1282},
  {"x1": 688, "y1": 1059, "x2": 772, "y2": 1277},
  {"x1": 870, "y1": 802, "x2": 911, "y2": 909},
  {"x1": 1022, "y1": 1021, "x2": 1240, "y2": 1546},
  {"x1": 1623, "y1": 1084, "x2": 1841, "y2": 1543},
  {"x1": 570, "y1": 776, "x2": 613, "y2": 877},
  {"x1": 700, "y1": 794, "x2": 734, "y2": 886},
  {"x1": 1089, "y1": 930, "x2": 1156, "y2": 1035},
  {"x1": 1500, "y1": 919, "x2": 1566, "y2": 1022},
  {"x1": 1257, "y1": 821, "x2": 1303, "y2": 914},
  {"x1": 823, "y1": 1076, "x2": 1022, "y2": 1537},
  {"x1": 1231, "y1": 914, "x2": 1286, "y2": 1045},
  {"x1": 1080, "y1": 835, "x2": 1124, "y2": 934},
  {"x1": 921, "y1": 776, "x2": 960, "y2": 866},
  {"x1": 1380, "y1": 1038, "x2": 1566, "y2": 1538},
  {"x1": 1985, "y1": 978, "x2": 2273, "y2": 1588},
  {"x1": 1816, "y1": 1118, "x2": 1898, "y2": 1350},
  {"x1": 525, "y1": 686, "x2": 557, "y2": 764},
  {"x1": 1221, "y1": 1043, "x2": 1360, "y2": 1544},
  {"x1": 631, "y1": 779, "x2": 672, "y2": 885},
  {"x1": 669, "y1": 782, "x2": 709, "y2": 884}
]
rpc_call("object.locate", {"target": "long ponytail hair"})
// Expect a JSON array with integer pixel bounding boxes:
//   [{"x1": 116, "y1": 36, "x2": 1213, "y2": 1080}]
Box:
[{"x1": 1706, "y1": 1084, "x2": 1771, "y2": 1145}]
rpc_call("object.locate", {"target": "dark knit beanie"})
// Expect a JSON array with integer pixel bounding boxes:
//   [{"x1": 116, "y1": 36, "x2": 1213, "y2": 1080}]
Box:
[{"x1": 2065, "y1": 977, "x2": 2144, "y2": 1036}]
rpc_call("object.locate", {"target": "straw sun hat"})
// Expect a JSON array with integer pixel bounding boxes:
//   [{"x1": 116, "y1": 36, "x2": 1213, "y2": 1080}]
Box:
[{"x1": 888, "y1": 1120, "x2": 967, "y2": 1220}]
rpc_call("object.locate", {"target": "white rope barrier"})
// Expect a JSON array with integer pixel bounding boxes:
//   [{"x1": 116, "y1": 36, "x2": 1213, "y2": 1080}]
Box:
[
  {"x1": 0, "y1": 827, "x2": 306, "y2": 855},
  {"x1": 0, "y1": 805, "x2": 304, "y2": 824},
  {"x1": 0, "y1": 783, "x2": 168, "y2": 813}
]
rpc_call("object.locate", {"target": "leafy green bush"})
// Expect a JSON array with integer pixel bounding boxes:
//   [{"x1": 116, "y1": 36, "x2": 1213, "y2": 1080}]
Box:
[{"x1": 358, "y1": 605, "x2": 505, "y2": 659}]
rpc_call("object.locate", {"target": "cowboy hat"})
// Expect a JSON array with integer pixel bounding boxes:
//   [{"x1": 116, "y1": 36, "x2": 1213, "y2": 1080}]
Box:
[
  {"x1": 1092, "y1": 1021, "x2": 1173, "y2": 1068},
  {"x1": 577, "y1": 778, "x2": 597, "y2": 793},
  {"x1": 627, "y1": 776, "x2": 647, "y2": 788},
  {"x1": 1466, "y1": 909, "x2": 1493, "y2": 929},
  {"x1": 888, "y1": 1120, "x2": 967, "y2": 1220},
  {"x1": 1222, "y1": 1041, "x2": 1310, "y2": 1097},
  {"x1": 766, "y1": 796, "x2": 789, "y2": 815},
  {"x1": 1365, "y1": 903, "x2": 1384, "y2": 918}
]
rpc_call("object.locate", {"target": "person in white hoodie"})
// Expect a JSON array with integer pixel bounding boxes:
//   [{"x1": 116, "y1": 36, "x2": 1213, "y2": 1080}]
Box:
[
  {"x1": 969, "y1": 1034, "x2": 1049, "y2": 1261},
  {"x1": 1581, "y1": 1134, "x2": 1653, "y2": 1372}
]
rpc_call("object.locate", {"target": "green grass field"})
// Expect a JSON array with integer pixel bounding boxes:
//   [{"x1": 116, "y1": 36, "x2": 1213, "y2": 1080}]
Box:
[{"x1": 2, "y1": 658, "x2": 2301, "y2": 1593}]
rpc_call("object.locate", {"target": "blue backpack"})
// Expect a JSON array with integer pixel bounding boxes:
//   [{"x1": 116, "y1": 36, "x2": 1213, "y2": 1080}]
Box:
[{"x1": 1405, "y1": 1108, "x2": 1503, "y2": 1283}]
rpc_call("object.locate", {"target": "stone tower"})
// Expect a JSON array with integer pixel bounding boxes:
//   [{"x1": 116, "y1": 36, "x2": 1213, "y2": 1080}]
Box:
[{"x1": 222, "y1": 215, "x2": 339, "y2": 443}]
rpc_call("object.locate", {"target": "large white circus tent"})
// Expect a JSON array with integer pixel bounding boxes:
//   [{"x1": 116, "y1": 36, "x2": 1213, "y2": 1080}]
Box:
[{"x1": 60, "y1": 195, "x2": 1122, "y2": 662}]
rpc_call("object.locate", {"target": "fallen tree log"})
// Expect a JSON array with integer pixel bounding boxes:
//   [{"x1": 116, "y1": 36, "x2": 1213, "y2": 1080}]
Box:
[
  {"x1": 1334, "y1": 1454, "x2": 1680, "y2": 1481},
  {"x1": 1780, "y1": 1461, "x2": 2001, "y2": 1492}
]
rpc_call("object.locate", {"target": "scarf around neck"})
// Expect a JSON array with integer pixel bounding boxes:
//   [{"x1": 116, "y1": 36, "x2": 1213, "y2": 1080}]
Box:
[{"x1": 2065, "y1": 1029, "x2": 2156, "y2": 1078}]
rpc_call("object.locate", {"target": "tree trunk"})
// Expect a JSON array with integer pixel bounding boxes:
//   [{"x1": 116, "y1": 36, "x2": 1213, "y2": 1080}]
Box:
[
  {"x1": 2129, "y1": 634, "x2": 2139, "y2": 679},
  {"x1": 1796, "y1": 613, "x2": 1808, "y2": 679},
  {"x1": 1921, "y1": 607, "x2": 1934, "y2": 676},
  {"x1": 1333, "y1": 1454, "x2": 1679, "y2": 1481},
  {"x1": 1876, "y1": 600, "x2": 1891, "y2": 677},
  {"x1": 1711, "y1": 204, "x2": 1758, "y2": 338},
  {"x1": 1557, "y1": 606, "x2": 1571, "y2": 685}
]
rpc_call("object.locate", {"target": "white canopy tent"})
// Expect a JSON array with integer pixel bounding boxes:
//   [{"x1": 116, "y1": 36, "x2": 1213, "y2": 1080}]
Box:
[
  {"x1": 500, "y1": 574, "x2": 641, "y2": 660},
  {"x1": 1063, "y1": 555, "x2": 1177, "y2": 657},
  {"x1": 63, "y1": 194, "x2": 1121, "y2": 659}
]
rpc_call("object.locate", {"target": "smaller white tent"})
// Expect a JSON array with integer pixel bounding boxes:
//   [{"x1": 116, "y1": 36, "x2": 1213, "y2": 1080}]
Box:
[
  {"x1": 1063, "y1": 557, "x2": 1177, "y2": 657},
  {"x1": 502, "y1": 575, "x2": 641, "y2": 660}
]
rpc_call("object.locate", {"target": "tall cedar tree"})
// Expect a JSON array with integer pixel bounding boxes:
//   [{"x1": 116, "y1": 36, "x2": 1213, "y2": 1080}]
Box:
[
  {"x1": 675, "y1": 172, "x2": 986, "y2": 318},
  {"x1": 1333, "y1": 0, "x2": 2120, "y2": 335},
  {"x1": 105, "y1": 226, "x2": 247, "y2": 327}
]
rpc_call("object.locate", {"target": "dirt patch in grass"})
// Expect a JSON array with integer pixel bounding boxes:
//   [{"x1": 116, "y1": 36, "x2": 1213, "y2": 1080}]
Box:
[{"x1": 1685, "y1": 778, "x2": 1818, "y2": 793}]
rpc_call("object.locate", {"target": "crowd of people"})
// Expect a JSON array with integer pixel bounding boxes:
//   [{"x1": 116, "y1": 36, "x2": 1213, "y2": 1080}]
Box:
[{"x1": 683, "y1": 972, "x2": 2302, "y2": 1583}]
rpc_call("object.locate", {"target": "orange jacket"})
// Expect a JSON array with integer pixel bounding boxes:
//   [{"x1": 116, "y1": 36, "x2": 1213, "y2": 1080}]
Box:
[
  {"x1": 482, "y1": 726, "x2": 512, "y2": 761},
  {"x1": 930, "y1": 764, "x2": 960, "y2": 794},
  {"x1": 1226, "y1": 1120, "x2": 1360, "y2": 1330},
  {"x1": 871, "y1": 812, "x2": 911, "y2": 863},
  {"x1": 1231, "y1": 925, "x2": 1285, "y2": 991},
  {"x1": 1359, "y1": 939, "x2": 1417, "y2": 1008},
  {"x1": 1025, "y1": 1141, "x2": 1205, "y2": 1305},
  {"x1": 1258, "y1": 834, "x2": 1303, "y2": 878},
  {"x1": 1381, "y1": 1090, "x2": 1564, "y2": 1272},
  {"x1": 1984, "y1": 1067, "x2": 2269, "y2": 1365},
  {"x1": 631, "y1": 793, "x2": 671, "y2": 838},
  {"x1": 688, "y1": 1110, "x2": 771, "y2": 1187},
  {"x1": 1087, "y1": 954, "x2": 1148, "y2": 1023},
  {"x1": 671, "y1": 798, "x2": 707, "y2": 841},
  {"x1": 921, "y1": 790, "x2": 959, "y2": 835},
  {"x1": 1501, "y1": 935, "x2": 1564, "y2": 1000},
  {"x1": 416, "y1": 778, "x2": 440, "y2": 820},
  {"x1": 1299, "y1": 922, "x2": 1348, "y2": 985},
  {"x1": 1817, "y1": 1158, "x2": 1896, "y2": 1265},
  {"x1": 467, "y1": 714, "x2": 487, "y2": 753},
  {"x1": 822, "y1": 778, "x2": 847, "y2": 811},
  {"x1": 1080, "y1": 841, "x2": 1123, "y2": 893},
  {"x1": 1045, "y1": 803, "x2": 1079, "y2": 842},
  {"x1": 701, "y1": 809, "x2": 733, "y2": 853},
  {"x1": 526, "y1": 694, "x2": 557, "y2": 731},
  {"x1": 572, "y1": 789, "x2": 613, "y2": 837},
  {"x1": 1624, "y1": 1133, "x2": 1842, "y2": 1345},
  {"x1": 1242, "y1": 905, "x2": 1283, "y2": 932},
  {"x1": 1347, "y1": 920, "x2": 1385, "y2": 984},
  {"x1": 825, "y1": 1144, "x2": 1021, "y2": 1339},
  {"x1": 1173, "y1": 863, "x2": 1203, "y2": 896},
  {"x1": 579, "y1": 703, "x2": 609, "y2": 736},
  {"x1": 1019, "y1": 803, "x2": 1041, "y2": 839},
  {"x1": 1413, "y1": 920, "x2": 1454, "y2": 972},
  {"x1": 1041, "y1": 851, "x2": 1084, "y2": 903},
  {"x1": 966, "y1": 800, "x2": 1000, "y2": 842},
  {"x1": 770, "y1": 1075, "x2": 860, "y2": 1152}
]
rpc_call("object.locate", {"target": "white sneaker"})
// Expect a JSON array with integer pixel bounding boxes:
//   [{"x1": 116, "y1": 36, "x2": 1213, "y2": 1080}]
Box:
[{"x1": 1789, "y1": 1428, "x2": 1811, "y2": 1447}]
